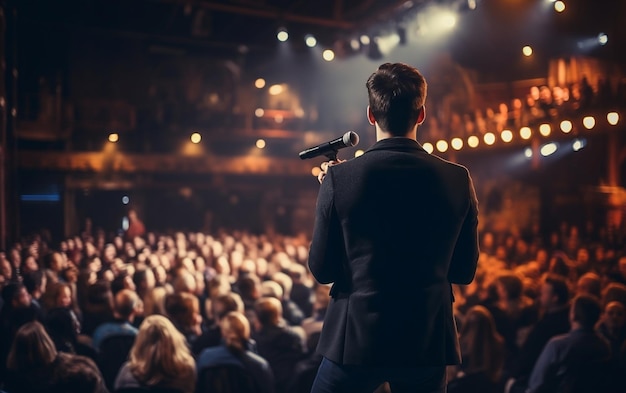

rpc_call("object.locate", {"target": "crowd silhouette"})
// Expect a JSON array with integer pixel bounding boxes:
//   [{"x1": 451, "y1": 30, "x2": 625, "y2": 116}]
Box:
[{"x1": 0, "y1": 216, "x2": 625, "y2": 392}]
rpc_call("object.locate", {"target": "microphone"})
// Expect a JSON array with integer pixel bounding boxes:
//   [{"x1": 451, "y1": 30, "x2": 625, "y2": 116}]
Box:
[{"x1": 299, "y1": 131, "x2": 360, "y2": 160}]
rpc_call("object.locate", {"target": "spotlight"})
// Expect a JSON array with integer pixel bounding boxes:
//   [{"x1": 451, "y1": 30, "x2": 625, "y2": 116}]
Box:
[
  {"x1": 423, "y1": 142, "x2": 434, "y2": 154},
  {"x1": 190, "y1": 132, "x2": 202, "y2": 144},
  {"x1": 256, "y1": 139, "x2": 266, "y2": 149},
  {"x1": 598, "y1": 33, "x2": 608, "y2": 46},
  {"x1": 554, "y1": 1, "x2": 565, "y2": 12},
  {"x1": 436, "y1": 140, "x2": 449, "y2": 152},
  {"x1": 572, "y1": 139, "x2": 586, "y2": 151},
  {"x1": 484, "y1": 132, "x2": 496, "y2": 145},
  {"x1": 560, "y1": 120, "x2": 573, "y2": 133},
  {"x1": 524, "y1": 147, "x2": 533, "y2": 158},
  {"x1": 108, "y1": 133, "x2": 119, "y2": 143},
  {"x1": 360, "y1": 35, "x2": 371, "y2": 45},
  {"x1": 254, "y1": 78, "x2": 266, "y2": 89},
  {"x1": 540, "y1": 142, "x2": 558, "y2": 157},
  {"x1": 583, "y1": 116, "x2": 596, "y2": 129},
  {"x1": 277, "y1": 28, "x2": 289, "y2": 42},
  {"x1": 607, "y1": 112, "x2": 619, "y2": 125},
  {"x1": 501, "y1": 130, "x2": 513, "y2": 143},
  {"x1": 522, "y1": 46, "x2": 533, "y2": 57},
  {"x1": 322, "y1": 49, "x2": 335, "y2": 61},
  {"x1": 468, "y1": 136, "x2": 479, "y2": 148},
  {"x1": 539, "y1": 124, "x2": 551, "y2": 136},
  {"x1": 451, "y1": 138, "x2": 463, "y2": 150},
  {"x1": 520, "y1": 127, "x2": 532, "y2": 140},
  {"x1": 305, "y1": 34, "x2": 317, "y2": 48}
]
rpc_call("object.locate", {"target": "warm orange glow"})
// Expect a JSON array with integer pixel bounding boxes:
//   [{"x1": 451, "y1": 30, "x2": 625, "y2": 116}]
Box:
[
  {"x1": 255, "y1": 78, "x2": 266, "y2": 89},
  {"x1": 467, "y1": 136, "x2": 479, "y2": 148},
  {"x1": 501, "y1": 130, "x2": 513, "y2": 143},
  {"x1": 583, "y1": 116, "x2": 596, "y2": 129},
  {"x1": 484, "y1": 132, "x2": 496, "y2": 145},
  {"x1": 108, "y1": 133, "x2": 119, "y2": 143},
  {"x1": 520, "y1": 127, "x2": 532, "y2": 140},
  {"x1": 539, "y1": 124, "x2": 551, "y2": 137},
  {"x1": 311, "y1": 167, "x2": 321, "y2": 177},
  {"x1": 560, "y1": 120, "x2": 573, "y2": 133}
]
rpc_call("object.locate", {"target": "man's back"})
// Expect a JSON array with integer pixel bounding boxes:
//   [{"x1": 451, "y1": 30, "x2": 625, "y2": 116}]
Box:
[{"x1": 309, "y1": 137, "x2": 479, "y2": 366}]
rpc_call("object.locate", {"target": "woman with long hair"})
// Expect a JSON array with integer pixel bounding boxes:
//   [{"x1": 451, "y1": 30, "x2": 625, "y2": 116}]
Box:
[
  {"x1": 451, "y1": 305, "x2": 506, "y2": 392},
  {"x1": 4, "y1": 321, "x2": 106, "y2": 393},
  {"x1": 114, "y1": 314, "x2": 196, "y2": 393}
]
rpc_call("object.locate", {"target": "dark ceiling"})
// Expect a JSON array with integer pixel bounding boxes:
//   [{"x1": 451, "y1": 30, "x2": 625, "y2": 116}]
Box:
[{"x1": 16, "y1": 0, "x2": 626, "y2": 78}]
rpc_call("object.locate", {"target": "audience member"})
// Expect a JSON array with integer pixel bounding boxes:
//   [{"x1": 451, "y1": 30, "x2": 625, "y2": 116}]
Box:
[
  {"x1": 114, "y1": 315, "x2": 196, "y2": 393},
  {"x1": 196, "y1": 311, "x2": 274, "y2": 393}
]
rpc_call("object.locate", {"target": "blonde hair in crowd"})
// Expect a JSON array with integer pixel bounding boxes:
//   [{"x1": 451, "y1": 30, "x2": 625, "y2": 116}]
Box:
[
  {"x1": 219, "y1": 311, "x2": 250, "y2": 353},
  {"x1": 129, "y1": 315, "x2": 196, "y2": 390}
]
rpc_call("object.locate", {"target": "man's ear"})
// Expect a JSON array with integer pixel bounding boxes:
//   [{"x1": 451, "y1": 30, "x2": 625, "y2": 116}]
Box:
[
  {"x1": 367, "y1": 106, "x2": 376, "y2": 125},
  {"x1": 417, "y1": 106, "x2": 426, "y2": 125}
]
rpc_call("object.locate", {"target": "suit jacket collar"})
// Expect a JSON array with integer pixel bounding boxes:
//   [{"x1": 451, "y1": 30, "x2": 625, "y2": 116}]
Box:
[{"x1": 365, "y1": 137, "x2": 427, "y2": 154}]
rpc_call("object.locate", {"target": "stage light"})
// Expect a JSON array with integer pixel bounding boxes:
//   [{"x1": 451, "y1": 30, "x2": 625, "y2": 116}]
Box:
[
  {"x1": 560, "y1": 120, "x2": 573, "y2": 133},
  {"x1": 539, "y1": 124, "x2": 551, "y2": 136},
  {"x1": 256, "y1": 139, "x2": 266, "y2": 149},
  {"x1": 436, "y1": 140, "x2": 449, "y2": 152},
  {"x1": 501, "y1": 130, "x2": 513, "y2": 143},
  {"x1": 268, "y1": 84, "x2": 283, "y2": 95},
  {"x1": 522, "y1": 46, "x2": 533, "y2": 57},
  {"x1": 255, "y1": 78, "x2": 266, "y2": 89},
  {"x1": 583, "y1": 116, "x2": 596, "y2": 129},
  {"x1": 277, "y1": 28, "x2": 289, "y2": 42},
  {"x1": 468, "y1": 136, "x2": 479, "y2": 148},
  {"x1": 520, "y1": 127, "x2": 532, "y2": 140},
  {"x1": 607, "y1": 112, "x2": 619, "y2": 125},
  {"x1": 255, "y1": 108, "x2": 265, "y2": 117},
  {"x1": 360, "y1": 35, "x2": 371, "y2": 45},
  {"x1": 122, "y1": 196, "x2": 130, "y2": 205},
  {"x1": 484, "y1": 132, "x2": 496, "y2": 145},
  {"x1": 350, "y1": 39, "x2": 360, "y2": 51},
  {"x1": 540, "y1": 142, "x2": 558, "y2": 157},
  {"x1": 190, "y1": 132, "x2": 202, "y2": 144},
  {"x1": 554, "y1": 1, "x2": 565, "y2": 12},
  {"x1": 598, "y1": 33, "x2": 608, "y2": 46},
  {"x1": 451, "y1": 138, "x2": 463, "y2": 150},
  {"x1": 572, "y1": 139, "x2": 586, "y2": 152},
  {"x1": 305, "y1": 34, "x2": 317, "y2": 48},
  {"x1": 322, "y1": 49, "x2": 335, "y2": 61},
  {"x1": 108, "y1": 133, "x2": 119, "y2": 143},
  {"x1": 467, "y1": 0, "x2": 477, "y2": 10},
  {"x1": 423, "y1": 142, "x2": 434, "y2": 154},
  {"x1": 355, "y1": 149, "x2": 364, "y2": 157},
  {"x1": 524, "y1": 147, "x2": 533, "y2": 158}
]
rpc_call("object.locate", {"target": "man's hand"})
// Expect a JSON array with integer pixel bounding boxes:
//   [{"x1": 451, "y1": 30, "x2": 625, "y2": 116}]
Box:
[{"x1": 318, "y1": 159, "x2": 345, "y2": 184}]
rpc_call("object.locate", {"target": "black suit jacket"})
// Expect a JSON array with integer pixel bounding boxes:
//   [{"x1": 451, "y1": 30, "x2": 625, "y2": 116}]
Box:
[{"x1": 308, "y1": 137, "x2": 479, "y2": 367}]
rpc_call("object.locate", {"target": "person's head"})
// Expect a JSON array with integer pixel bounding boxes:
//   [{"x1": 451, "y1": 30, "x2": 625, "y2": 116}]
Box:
[
  {"x1": 212, "y1": 292, "x2": 244, "y2": 322},
  {"x1": 6, "y1": 321, "x2": 58, "y2": 370},
  {"x1": 2, "y1": 282, "x2": 32, "y2": 309},
  {"x1": 133, "y1": 267, "x2": 156, "y2": 296},
  {"x1": 219, "y1": 311, "x2": 251, "y2": 353},
  {"x1": 540, "y1": 274, "x2": 570, "y2": 310},
  {"x1": 260, "y1": 280, "x2": 284, "y2": 300},
  {"x1": 366, "y1": 62, "x2": 427, "y2": 137},
  {"x1": 114, "y1": 289, "x2": 140, "y2": 321},
  {"x1": 237, "y1": 275, "x2": 261, "y2": 301},
  {"x1": 494, "y1": 272, "x2": 523, "y2": 301},
  {"x1": 45, "y1": 307, "x2": 81, "y2": 349},
  {"x1": 254, "y1": 296, "x2": 283, "y2": 327},
  {"x1": 601, "y1": 282, "x2": 626, "y2": 309},
  {"x1": 603, "y1": 301, "x2": 626, "y2": 332},
  {"x1": 143, "y1": 286, "x2": 171, "y2": 316},
  {"x1": 129, "y1": 315, "x2": 196, "y2": 387},
  {"x1": 44, "y1": 251, "x2": 65, "y2": 272},
  {"x1": 22, "y1": 269, "x2": 46, "y2": 298},
  {"x1": 46, "y1": 281, "x2": 73, "y2": 309},
  {"x1": 570, "y1": 294, "x2": 602, "y2": 330},
  {"x1": 164, "y1": 292, "x2": 202, "y2": 333},
  {"x1": 459, "y1": 306, "x2": 504, "y2": 382},
  {"x1": 576, "y1": 272, "x2": 601, "y2": 298}
]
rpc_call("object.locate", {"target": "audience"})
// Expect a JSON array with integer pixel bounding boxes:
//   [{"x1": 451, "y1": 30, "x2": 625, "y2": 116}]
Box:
[{"x1": 0, "y1": 215, "x2": 625, "y2": 393}]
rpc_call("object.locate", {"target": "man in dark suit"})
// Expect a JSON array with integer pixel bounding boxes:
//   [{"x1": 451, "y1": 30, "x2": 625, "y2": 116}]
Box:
[{"x1": 308, "y1": 62, "x2": 479, "y2": 393}]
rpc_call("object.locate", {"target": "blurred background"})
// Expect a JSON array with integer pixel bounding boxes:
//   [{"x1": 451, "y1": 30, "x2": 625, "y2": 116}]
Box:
[{"x1": 2, "y1": 0, "x2": 626, "y2": 246}]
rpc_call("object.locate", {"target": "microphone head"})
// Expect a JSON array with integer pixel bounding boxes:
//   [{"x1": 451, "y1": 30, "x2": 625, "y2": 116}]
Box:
[{"x1": 342, "y1": 131, "x2": 359, "y2": 147}]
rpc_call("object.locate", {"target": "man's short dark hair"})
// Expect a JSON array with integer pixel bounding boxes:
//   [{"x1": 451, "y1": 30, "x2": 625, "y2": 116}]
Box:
[
  {"x1": 571, "y1": 294, "x2": 602, "y2": 329},
  {"x1": 544, "y1": 274, "x2": 569, "y2": 305},
  {"x1": 22, "y1": 270, "x2": 45, "y2": 294},
  {"x1": 366, "y1": 62, "x2": 427, "y2": 136}
]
